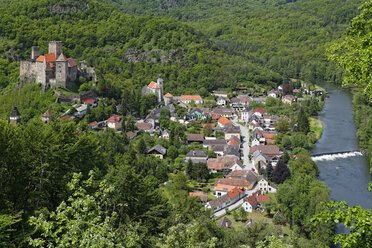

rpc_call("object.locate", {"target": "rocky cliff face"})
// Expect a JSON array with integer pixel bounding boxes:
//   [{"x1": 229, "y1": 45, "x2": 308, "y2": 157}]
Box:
[
  {"x1": 48, "y1": 1, "x2": 89, "y2": 14},
  {"x1": 123, "y1": 48, "x2": 185, "y2": 64}
]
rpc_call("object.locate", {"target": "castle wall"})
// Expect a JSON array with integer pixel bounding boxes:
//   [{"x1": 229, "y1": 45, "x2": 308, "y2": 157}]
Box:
[
  {"x1": 69, "y1": 66, "x2": 77, "y2": 82},
  {"x1": 20, "y1": 61, "x2": 37, "y2": 81}
]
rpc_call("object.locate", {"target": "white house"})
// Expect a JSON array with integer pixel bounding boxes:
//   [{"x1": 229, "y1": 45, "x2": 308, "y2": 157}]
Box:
[
  {"x1": 206, "y1": 187, "x2": 244, "y2": 212},
  {"x1": 216, "y1": 97, "x2": 227, "y2": 106},
  {"x1": 180, "y1": 95, "x2": 203, "y2": 104},
  {"x1": 74, "y1": 104, "x2": 88, "y2": 118},
  {"x1": 241, "y1": 106, "x2": 252, "y2": 122},
  {"x1": 107, "y1": 115, "x2": 122, "y2": 131},
  {"x1": 257, "y1": 175, "x2": 278, "y2": 193}
]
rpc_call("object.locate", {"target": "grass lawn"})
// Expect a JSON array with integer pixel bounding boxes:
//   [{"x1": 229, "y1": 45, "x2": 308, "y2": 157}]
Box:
[
  {"x1": 309, "y1": 117, "x2": 323, "y2": 140},
  {"x1": 217, "y1": 209, "x2": 274, "y2": 231}
]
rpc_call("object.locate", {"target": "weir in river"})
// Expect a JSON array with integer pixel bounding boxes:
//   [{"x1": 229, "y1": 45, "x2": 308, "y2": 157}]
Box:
[{"x1": 311, "y1": 84, "x2": 372, "y2": 209}]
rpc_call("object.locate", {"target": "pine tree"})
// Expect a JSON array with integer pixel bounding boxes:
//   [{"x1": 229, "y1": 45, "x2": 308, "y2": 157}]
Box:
[
  {"x1": 297, "y1": 107, "x2": 310, "y2": 134},
  {"x1": 266, "y1": 162, "x2": 273, "y2": 181}
]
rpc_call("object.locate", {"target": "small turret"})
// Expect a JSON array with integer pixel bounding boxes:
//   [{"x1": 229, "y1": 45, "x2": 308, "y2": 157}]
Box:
[{"x1": 10, "y1": 106, "x2": 21, "y2": 125}]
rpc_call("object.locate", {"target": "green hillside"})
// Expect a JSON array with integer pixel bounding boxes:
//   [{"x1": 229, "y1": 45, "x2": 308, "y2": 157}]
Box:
[
  {"x1": 0, "y1": 0, "x2": 281, "y2": 96},
  {"x1": 99, "y1": 0, "x2": 366, "y2": 84}
]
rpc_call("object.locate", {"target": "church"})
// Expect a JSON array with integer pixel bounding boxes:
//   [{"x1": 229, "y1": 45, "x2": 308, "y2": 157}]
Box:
[{"x1": 141, "y1": 75, "x2": 164, "y2": 103}]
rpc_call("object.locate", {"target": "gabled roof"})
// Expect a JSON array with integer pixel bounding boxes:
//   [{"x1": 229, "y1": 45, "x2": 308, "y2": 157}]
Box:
[
  {"x1": 202, "y1": 123, "x2": 215, "y2": 128},
  {"x1": 250, "y1": 145, "x2": 280, "y2": 156},
  {"x1": 36, "y1": 53, "x2": 56, "y2": 62},
  {"x1": 136, "y1": 122, "x2": 152, "y2": 130},
  {"x1": 262, "y1": 133, "x2": 276, "y2": 139},
  {"x1": 218, "y1": 216, "x2": 232, "y2": 228},
  {"x1": 207, "y1": 155, "x2": 241, "y2": 171},
  {"x1": 218, "y1": 116, "x2": 232, "y2": 126},
  {"x1": 164, "y1": 93, "x2": 173, "y2": 98},
  {"x1": 189, "y1": 191, "x2": 208, "y2": 202},
  {"x1": 180, "y1": 95, "x2": 203, "y2": 101},
  {"x1": 68, "y1": 58, "x2": 77, "y2": 67},
  {"x1": 89, "y1": 121, "x2": 98, "y2": 127},
  {"x1": 147, "y1": 144, "x2": 167, "y2": 155},
  {"x1": 253, "y1": 107, "x2": 266, "y2": 115},
  {"x1": 56, "y1": 53, "x2": 68, "y2": 62},
  {"x1": 227, "y1": 187, "x2": 244, "y2": 199},
  {"x1": 82, "y1": 98, "x2": 95, "y2": 105},
  {"x1": 148, "y1": 81, "x2": 161, "y2": 89},
  {"x1": 107, "y1": 115, "x2": 121, "y2": 123},
  {"x1": 187, "y1": 133, "x2": 204, "y2": 142},
  {"x1": 186, "y1": 150, "x2": 208, "y2": 158}
]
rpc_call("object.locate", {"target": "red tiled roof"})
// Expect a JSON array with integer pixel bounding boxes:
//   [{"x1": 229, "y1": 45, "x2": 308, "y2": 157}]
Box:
[
  {"x1": 258, "y1": 195, "x2": 270, "y2": 203},
  {"x1": 89, "y1": 121, "x2": 98, "y2": 127},
  {"x1": 136, "y1": 122, "x2": 152, "y2": 130},
  {"x1": 148, "y1": 81, "x2": 160, "y2": 89},
  {"x1": 218, "y1": 116, "x2": 232, "y2": 126},
  {"x1": 107, "y1": 115, "x2": 121, "y2": 123},
  {"x1": 164, "y1": 93, "x2": 173, "y2": 98},
  {"x1": 180, "y1": 95, "x2": 202, "y2": 101},
  {"x1": 263, "y1": 133, "x2": 276, "y2": 139},
  {"x1": 227, "y1": 187, "x2": 243, "y2": 199},
  {"x1": 211, "y1": 114, "x2": 221, "y2": 120},
  {"x1": 83, "y1": 98, "x2": 95, "y2": 104},
  {"x1": 59, "y1": 114, "x2": 71, "y2": 120},
  {"x1": 207, "y1": 156, "x2": 242, "y2": 171},
  {"x1": 228, "y1": 139, "x2": 240, "y2": 146},
  {"x1": 202, "y1": 123, "x2": 215, "y2": 128},
  {"x1": 253, "y1": 107, "x2": 266, "y2": 115}
]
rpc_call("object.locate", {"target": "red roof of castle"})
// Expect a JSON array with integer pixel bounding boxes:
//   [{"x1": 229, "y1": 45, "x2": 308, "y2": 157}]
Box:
[
  {"x1": 68, "y1": 58, "x2": 77, "y2": 67},
  {"x1": 36, "y1": 53, "x2": 56, "y2": 62}
]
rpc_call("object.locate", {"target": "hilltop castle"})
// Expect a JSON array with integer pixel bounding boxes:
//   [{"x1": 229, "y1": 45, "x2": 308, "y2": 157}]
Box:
[
  {"x1": 141, "y1": 75, "x2": 164, "y2": 103},
  {"x1": 20, "y1": 41, "x2": 96, "y2": 89}
]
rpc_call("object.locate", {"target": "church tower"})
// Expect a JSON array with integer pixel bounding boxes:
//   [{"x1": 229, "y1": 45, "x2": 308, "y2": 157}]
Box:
[
  {"x1": 157, "y1": 74, "x2": 164, "y2": 102},
  {"x1": 10, "y1": 106, "x2": 21, "y2": 125}
]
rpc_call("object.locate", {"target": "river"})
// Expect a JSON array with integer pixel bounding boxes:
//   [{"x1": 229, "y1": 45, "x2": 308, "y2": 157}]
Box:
[{"x1": 311, "y1": 84, "x2": 372, "y2": 209}]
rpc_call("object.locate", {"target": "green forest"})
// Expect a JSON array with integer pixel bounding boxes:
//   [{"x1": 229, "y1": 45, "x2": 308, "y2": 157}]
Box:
[{"x1": 0, "y1": 0, "x2": 371, "y2": 247}]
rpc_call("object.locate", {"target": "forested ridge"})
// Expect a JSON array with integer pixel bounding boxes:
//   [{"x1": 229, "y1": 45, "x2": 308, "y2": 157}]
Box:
[{"x1": 0, "y1": 0, "x2": 371, "y2": 247}]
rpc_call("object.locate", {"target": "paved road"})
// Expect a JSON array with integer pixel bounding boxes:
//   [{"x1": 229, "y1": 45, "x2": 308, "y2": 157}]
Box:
[{"x1": 233, "y1": 121, "x2": 254, "y2": 171}]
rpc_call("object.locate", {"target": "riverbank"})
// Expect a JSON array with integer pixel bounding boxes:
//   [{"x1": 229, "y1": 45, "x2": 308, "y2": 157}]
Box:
[
  {"x1": 309, "y1": 117, "x2": 323, "y2": 143},
  {"x1": 351, "y1": 90, "x2": 372, "y2": 174}
]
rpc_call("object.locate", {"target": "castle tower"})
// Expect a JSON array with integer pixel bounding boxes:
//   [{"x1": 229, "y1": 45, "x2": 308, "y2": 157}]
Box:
[
  {"x1": 157, "y1": 74, "x2": 164, "y2": 102},
  {"x1": 56, "y1": 53, "x2": 68, "y2": 87},
  {"x1": 48, "y1": 41, "x2": 63, "y2": 57},
  {"x1": 10, "y1": 106, "x2": 21, "y2": 125},
  {"x1": 31, "y1": 46, "x2": 40, "y2": 60}
]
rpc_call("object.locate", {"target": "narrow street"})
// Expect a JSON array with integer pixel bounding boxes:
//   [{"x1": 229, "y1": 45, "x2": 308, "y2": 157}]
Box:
[{"x1": 233, "y1": 120, "x2": 254, "y2": 171}]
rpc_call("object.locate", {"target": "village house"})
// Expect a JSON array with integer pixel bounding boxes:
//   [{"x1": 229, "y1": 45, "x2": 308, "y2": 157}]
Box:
[
  {"x1": 224, "y1": 124, "x2": 241, "y2": 140},
  {"x1": 88, "y1": 121, "x2": 99, "y2": 130},
  {"x1": 206, "y1": 187, "x2": 245, "y2": 212},
  {"x1": 212, "y1": 144, "x2": 226, "y2": 156},
  {"x1": 267, "y1": 90, "x2": 279, "y2": 98},
  {"x1": 147, "y1": 144, "x2": 167, "y2": 160},
  {"x1": 161, "y1": 129, "x2": 170, "y2": 140},
  {"x1": 42, "y1": 110, "x2": 54, "y2": 123},
  {"x1": 250, "y1": 145, "x2": 280, "y2": 158},
  {"x1": 282, "y1": 95, "x2": 296, "y2": 105},
  {"x1": 203, "y1": 138, "x2": 227, "y2": 149},
  {"x1": 242, "y1": 190, "x2": 271, "y2": 212},
  {"x1": 216, "y1": 97, "x2": 227, "y2": 106},
  {"x1": 230, "y1": 95, "x2": 252, "y2": 112},
  {"x1": 253, "y1": 107, "x2": 266, "y2": 118},
  {"x1": 257, "y1": 175, "x2": 277, "y2": 193},
  {"x1": 214, "y1": 170, "x2": 257, "y2": 196},
  {"x1": 136, "y1": 122, "x2": 153, "y2": 133},
  {"x1": 207, "y1": 155, "x2": 243, "y2": 173},
  {"x1": 180, "y1": 95, "x2": 203, "y2": 104},
  {"x1": 241, "y1": 106, "x2": 252, "y2": 122},
  {"x1": 107, "y1": 115, "x2": 122, "y2": 131},
  {"x1": 213, "y1": 107, "x2": 233, "y2": 118},
  {"x1": 164, "y1": 93, "x2": 173, "y2": 106},
  {"x1": 218, "y1": 116, "x2": 232, "y2": 127},
  {"x1": 74, "y1": 104, "x2": 88, "y2": 118},
  {"x1": 212, "y1": 91, "x2": 229, "y2": 98},
  {"x1": 185, "y1": 150, "x2": 208, "y2": 163},
  {"x1": 187, "y1": 133, "x2": 205, "y2": 144}
]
